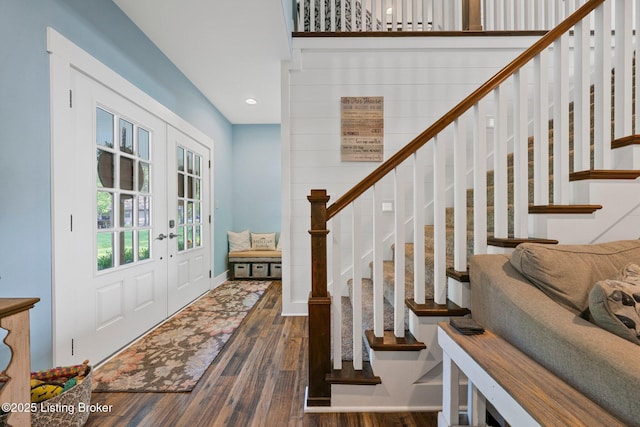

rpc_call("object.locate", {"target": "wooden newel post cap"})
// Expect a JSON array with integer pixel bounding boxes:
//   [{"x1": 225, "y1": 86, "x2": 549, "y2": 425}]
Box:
[{"x1": 308, "y1": 189, "x2": 330, "y2": 203}]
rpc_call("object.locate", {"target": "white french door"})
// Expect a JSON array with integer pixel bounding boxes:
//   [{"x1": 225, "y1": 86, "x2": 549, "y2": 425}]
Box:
[
  {"x1": 52, "y1": 69, "x2": 211, "y2": 366},
  {"x1": 166, "y1": 126, "x2": 211, "y2": 314}
]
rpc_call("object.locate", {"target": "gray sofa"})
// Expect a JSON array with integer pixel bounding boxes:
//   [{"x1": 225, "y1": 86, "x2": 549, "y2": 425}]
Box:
[{"x1": 470, "y1": 240, "x2": 640, "y2": 426}]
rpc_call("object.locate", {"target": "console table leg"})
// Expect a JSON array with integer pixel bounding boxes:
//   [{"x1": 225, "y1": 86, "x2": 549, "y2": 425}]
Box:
[
  {"x1": 440, "y1": 352, "x2": 460, "y2": 426},
  {"x1": 468, "y1": 383, "x2": 486, "y2": 426}
]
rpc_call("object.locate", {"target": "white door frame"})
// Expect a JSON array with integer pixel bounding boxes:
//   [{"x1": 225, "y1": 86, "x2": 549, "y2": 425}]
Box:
[{"x1": 48, "y1": 28, "x2": 215, "y2": 365}]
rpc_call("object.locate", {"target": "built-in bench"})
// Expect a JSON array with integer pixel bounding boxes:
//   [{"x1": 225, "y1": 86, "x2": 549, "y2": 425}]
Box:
[
  {"x1": 228, "y1": 250, "x2": 282, "y2": 280},
  {"x1": 437, "y1": 322, "x2": 625, "y2": 427}
]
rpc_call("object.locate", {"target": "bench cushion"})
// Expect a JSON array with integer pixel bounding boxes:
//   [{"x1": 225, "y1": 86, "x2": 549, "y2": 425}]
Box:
[{"x1": 228, "y1": 250, "x2": 281, "y2": 259}]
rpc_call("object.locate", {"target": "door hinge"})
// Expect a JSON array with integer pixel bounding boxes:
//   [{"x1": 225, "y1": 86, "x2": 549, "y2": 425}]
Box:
[
  {"x1": 209, "y1": 160, "x2": 211, "y2": 169},
  {"x1": 71, "y1": 338, "x2": 74, "y2": 356},
  {"x1": 69, "y1": 90, "x2": 73, "y2": 108},
  {"x1": 70, "y1": 214, "x2": 73, "y2": 232},
  {"x1": 209, "y1": 270, "x2": 212, "y2": 278},
  {"x1": 209, "y1": 214, "x2": 212, "y2": 224}
]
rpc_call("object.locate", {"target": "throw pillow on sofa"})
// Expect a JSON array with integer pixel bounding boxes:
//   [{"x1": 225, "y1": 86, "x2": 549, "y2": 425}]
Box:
[
  {"x1": 589, "y1": 278, "x2": 640, "y2": 345},
  {"x1": 510, "y1": 240, "x2": 640, "y2": 316}
]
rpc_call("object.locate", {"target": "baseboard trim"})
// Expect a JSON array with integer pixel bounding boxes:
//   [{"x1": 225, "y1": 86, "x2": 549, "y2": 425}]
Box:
[{"x1": 213, "y1": 270, "x2": 229, "y2": 289}]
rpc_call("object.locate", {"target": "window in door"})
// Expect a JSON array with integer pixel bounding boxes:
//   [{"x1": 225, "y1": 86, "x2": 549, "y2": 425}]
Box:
[
  {"x1": 96, "y1": 107, "x2": 153, "y2": 271},
  {"x1": 176, "y1": 146, "x2": 203, "y2": 252}
]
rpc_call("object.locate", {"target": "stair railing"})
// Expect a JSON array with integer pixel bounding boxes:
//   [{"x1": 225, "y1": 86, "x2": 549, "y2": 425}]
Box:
[
  {"x1": 307, "y1": 0, "x2": 634, "y2": 406},
  {"x1": 297, "y1": 0, "x2": 576, "y2": 33}
]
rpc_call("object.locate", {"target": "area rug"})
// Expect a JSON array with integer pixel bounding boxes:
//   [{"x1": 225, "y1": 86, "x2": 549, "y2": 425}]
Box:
[{"x1": 92, "y1": 280, "x2": 272, "y2": 392}]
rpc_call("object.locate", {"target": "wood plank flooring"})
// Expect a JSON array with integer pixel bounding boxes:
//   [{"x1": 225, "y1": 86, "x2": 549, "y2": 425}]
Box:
[{"x1": 86, "y1": 281, "x2": 437, "y2": 426}]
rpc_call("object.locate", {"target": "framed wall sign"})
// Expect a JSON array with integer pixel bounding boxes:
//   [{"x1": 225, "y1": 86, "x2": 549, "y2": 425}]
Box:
[{"x1": 340, "y1": 96, "x2": 383, "y2": 162}]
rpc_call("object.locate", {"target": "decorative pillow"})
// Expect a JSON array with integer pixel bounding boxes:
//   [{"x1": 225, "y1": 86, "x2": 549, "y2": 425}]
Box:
[
  {"x1": 251, "y1": 232, "x2": 276, "y2": 251},
  {"x1": 620, "y1": 263, "x2": 640, "y2": 285},
  {"x1": 510, "y1": 240, "x2": 640, "y2": 315},
  {"x1": 228, "y1": 230, "x2": 251, "y2": 252},
  {"x1": 589, "y1": 279, "x2": 640, "y2": 345}
]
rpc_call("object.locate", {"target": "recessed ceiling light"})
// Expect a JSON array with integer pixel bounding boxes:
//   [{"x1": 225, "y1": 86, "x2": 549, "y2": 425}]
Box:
[
  {"x1": 245, "y1": 98, "x2": 258, "y2": 105},
  {"x1": 386, "y1": 7, "x2": 393, "y2": 15}
]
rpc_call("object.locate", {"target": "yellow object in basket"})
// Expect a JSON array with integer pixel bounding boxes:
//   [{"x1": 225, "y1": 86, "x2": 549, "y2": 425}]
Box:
[{"x1": 30, "y1": 379, "x2": 64, "y2": 403}]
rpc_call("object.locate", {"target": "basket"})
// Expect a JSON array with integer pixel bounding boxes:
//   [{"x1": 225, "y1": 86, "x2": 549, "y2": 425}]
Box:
[{"x1": 0, "y1": 366, "x2": 93, "y2": 427}]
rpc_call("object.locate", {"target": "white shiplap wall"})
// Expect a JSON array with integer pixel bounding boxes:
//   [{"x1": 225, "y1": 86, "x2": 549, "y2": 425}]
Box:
[{"x1": 281, "y1": 35, "x2": 541, "y2": 315}]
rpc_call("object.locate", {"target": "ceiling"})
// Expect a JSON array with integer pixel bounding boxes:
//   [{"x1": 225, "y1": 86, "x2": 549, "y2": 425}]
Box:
[{"x1": 113, "y1": 0, "x2": 292, "y2": 124}]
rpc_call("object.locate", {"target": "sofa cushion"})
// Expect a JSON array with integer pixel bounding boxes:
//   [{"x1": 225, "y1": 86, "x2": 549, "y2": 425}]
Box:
[
  {"x1": 589, "y1": 278, "x2": 640, "y2": 345},
  {"x1": 510, "y1": 240, "x2": 640, "y2": 315}
]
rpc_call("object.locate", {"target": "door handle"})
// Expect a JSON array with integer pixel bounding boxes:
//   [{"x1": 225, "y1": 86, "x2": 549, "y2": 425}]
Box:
[
  {"x1": 156, "y1": 233, "x2": 168, "y2": 240},
  {"x1": 169, "y1": 233, "x2": 179, "y2": 239}
]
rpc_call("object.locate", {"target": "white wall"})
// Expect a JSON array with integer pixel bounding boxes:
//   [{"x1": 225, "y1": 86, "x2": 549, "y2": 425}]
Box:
[{"x1": 281, "y1": 35, "x2": 542, "y2": 314}]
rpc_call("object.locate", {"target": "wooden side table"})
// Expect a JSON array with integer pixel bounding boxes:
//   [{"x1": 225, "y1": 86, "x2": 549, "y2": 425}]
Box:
[
  {"x1": 0, "y1": 298, "x2": 39, "y2": 427},
  {"x1": 437, "y1": 322, "x2": 624, "y2": 427}
]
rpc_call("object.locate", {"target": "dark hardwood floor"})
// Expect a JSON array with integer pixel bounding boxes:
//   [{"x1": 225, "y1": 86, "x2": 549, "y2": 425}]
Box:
[{"x1": 86, "y1": 281, "x2": 437, "y2": 426}]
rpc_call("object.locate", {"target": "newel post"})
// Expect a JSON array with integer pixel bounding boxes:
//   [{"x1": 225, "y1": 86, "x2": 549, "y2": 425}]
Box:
[
  {"x1": 462, "y1": 0, "x2": 482, "y2": 30},
  {"x1": 307, "y1": 189, "x2": 332, "y2": 407}
]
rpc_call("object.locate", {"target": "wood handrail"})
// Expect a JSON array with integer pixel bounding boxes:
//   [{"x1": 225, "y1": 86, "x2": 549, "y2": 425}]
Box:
[{"x1": 326, "y1": 0, "x2": 606, "y2": 220}]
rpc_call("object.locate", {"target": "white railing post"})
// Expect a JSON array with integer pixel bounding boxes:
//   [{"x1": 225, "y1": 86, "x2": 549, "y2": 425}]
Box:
[
  {"x1": 553, "y1": 20, "x2": 570, "y2": 204},
  {"x1": 393, "y1": 167, "x2": 406, "y2": 337},
  {"x1": 574, "y1": 10, "x2": 592, "y2": 173},
  {"x1": 413, "y1": 151, "x2": 426, "y2": 305},
  {"x1": 636, "y1": 0, "x2": 640, "y2": 134},
  {"x1": 513, "y1": 69, "x2": 529, "y2": 238},
  {"x1": 372, "y1": 184, "x2": 384, "y2": 336},
  {"x1": 453, "y1": 118, "x2": 467, "y2": 272},
  {"x1": 493, "y1": 86, "x2": 508, "y2": 238},
  {"x1": 594, "y1": 1, "x2": 612, "y2": 169},
  {"x1": 351, "y1": 200, "x2": 363, "y2": 370},
  {"x1": 614, "y1": 0, "x2": 633, "y2": 139},
  {"x1": 533, "y1": 50, "x2": 550, "y2": 205},
  {"x1": 433, "y1": 135, "x2": 447, "y2": 304},
  {"x1": 331, "y1": 215, "x2": 343, "y2": 370},
  {"x1": 473, "y1": 102, "x2": 488, "y2": 254}
]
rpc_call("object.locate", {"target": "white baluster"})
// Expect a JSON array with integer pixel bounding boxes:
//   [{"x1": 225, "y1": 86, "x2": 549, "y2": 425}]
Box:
[
  {"x1": 433, "y1": 0, "x2": 443, "y2": 30},
  {"x1": 391, "y1": 0, "x2": 398, "y2": 31},
  {"x1": 453, "y1": 118, "x2": 467, "y2": 272},
  {"x1": 332, "y1": 215, "x2": 343, "y2": 370},
  {"x1": 553, "y1": 25, "x2": 570, "y2": 204},
  {"x1": 310, "y1": 0, "x2": 316, "y2": 31},
  {"x1": 422, "y1": 0, "x2": 429, "y2": 30},
  {"x1": 594, "y1": 1, "x2": 612, "y2": 169},
  {"x1": 473, "y1": 102, "x2": 488, "y2": 254},
  {"x1": 402, "y1": 0, "x2": 408, "y2": 30},
  {"x1": 320, "y1": 0, "x2": 325, "y2": 31},
  {"x1": 514, "y1": 0, "x2": 524, "y2": 31},
  {"x1": 411, "y1": 0, "x2": 417, "y2": 30},
  {"x1": 513, "y1": 69, "x2": 529, "y2": 238},
  {"x1": 614, "y1": 0, "x2": 633, "y2": 139},
  {"x1": 351, "y1": 0, "x2": 357, "y2": 31},
  {"x1": 433, "y1": 135, "x2": 447, "y2": 304},
  {"x1": 413, "y1": 151, "x2": 426, "y2": 305},
  {"x1": 341, "y1": 0, "x2": 347, "y2": 31},
  {"x1": 394, "y1": 167, "x2": 406, "y2": 337},
  {"x1": 534, "y1": 50, "x2": 550, "y2": 205},
  {"x1": 331, "y1": 0, "x2": 336, "y2": 32},
  {"x1": 371, "y1": 0, "x2": 377, "y2": 30},
  {"x1": 534, "y1": 0, "x2": 543, "y2": 30},
  {"x1": 495, "y1": 0, "x2": 504, "y2": 30},
  {"x1": 574, "y1": 14, "x2": 592, "y2": 172},
  {"x1": 352, "y1": 200, "x2": 363, "y2": 370},
  {"x1": 372, "y1": 184, "x2": 384, "y2": 336},
  {"x1": 493, "y1": 87, "x2": 508, "y2": 238},
  {"x1": 504, "y1": 0, "x2": 513, "y2": 30}
]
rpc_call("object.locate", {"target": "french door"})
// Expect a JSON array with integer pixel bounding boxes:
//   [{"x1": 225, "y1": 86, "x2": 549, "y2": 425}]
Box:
[{"x1": 53, "y1": 69, "x2": 211, "y2": 366}]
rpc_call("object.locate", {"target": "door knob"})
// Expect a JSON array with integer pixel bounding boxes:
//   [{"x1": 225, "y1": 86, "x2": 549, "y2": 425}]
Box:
[
  {"x1": 156, "y1": 233, "x2": 168, "y2": 240},
  {"x1": 169, "y1": 233, "x2": 179, "y2": 239}
]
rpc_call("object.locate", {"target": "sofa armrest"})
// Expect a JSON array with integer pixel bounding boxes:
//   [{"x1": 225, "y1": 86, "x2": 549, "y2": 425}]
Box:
[{"x1": 470, "y1": 254, "x2": 640, "y2": 426}]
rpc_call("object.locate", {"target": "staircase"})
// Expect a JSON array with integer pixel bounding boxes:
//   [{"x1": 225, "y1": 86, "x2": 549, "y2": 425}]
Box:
[{"x1": 306, "y1": 0, "x2": 640, "y2": 411}]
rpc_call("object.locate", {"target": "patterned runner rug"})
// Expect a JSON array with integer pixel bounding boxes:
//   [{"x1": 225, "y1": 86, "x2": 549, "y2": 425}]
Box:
[{"x1": 92, "y1": 280, "x2": 272, "y2": 392}]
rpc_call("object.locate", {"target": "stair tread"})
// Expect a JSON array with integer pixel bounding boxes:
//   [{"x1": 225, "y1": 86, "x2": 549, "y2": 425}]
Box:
[
  {"x1": 365, "y1": 330, "x2": 426, "y2": 351},
  {"x1": 326, "y1": 360, "x2": 381, "y2": 385},
  {"x1": 570, "y1": 170, "x2": 640, "y2": 181},
  {"x1": 487, "y1": 236, "x2": 559, "y2": 248},
  {"x1": 405, "y1": 298, "x2": 471, "y2": 317},
  {"x1": 529, "y1": 204, "x2": 602, "y2": 214}
]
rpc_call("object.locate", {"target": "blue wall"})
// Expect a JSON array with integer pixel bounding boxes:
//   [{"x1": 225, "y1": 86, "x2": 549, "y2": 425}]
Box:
[
  {"x1": 231, "y1": 125, "x2": 282, "y2": 236},
  {"x1": 0, "y1": 0, "x2": 234, "y2": 369}
]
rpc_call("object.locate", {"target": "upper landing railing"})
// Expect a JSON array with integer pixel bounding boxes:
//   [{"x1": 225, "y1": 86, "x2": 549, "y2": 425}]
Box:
[{"x1": 296, "y1": 0, "x2": 578, "y2": 33}]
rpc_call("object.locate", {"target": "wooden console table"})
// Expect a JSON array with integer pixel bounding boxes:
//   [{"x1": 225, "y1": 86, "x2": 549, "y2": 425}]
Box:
[
  {"x1": 437, "y1": 322, "x2": 624, "y2": 427},
  {"x1": 0, "y1": 298, "x2": 39, "y2": 427}
]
